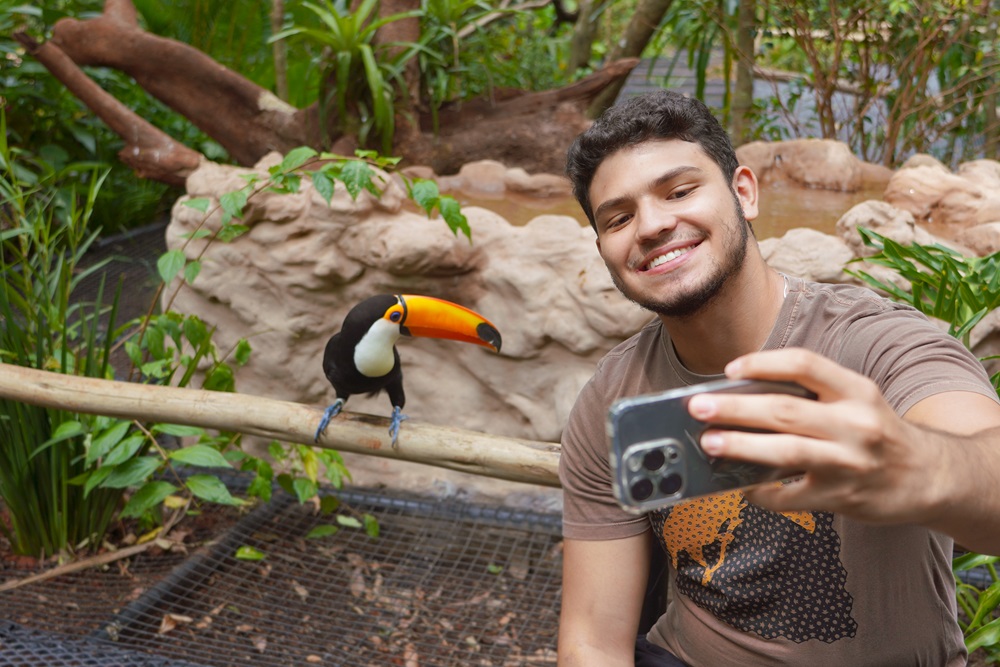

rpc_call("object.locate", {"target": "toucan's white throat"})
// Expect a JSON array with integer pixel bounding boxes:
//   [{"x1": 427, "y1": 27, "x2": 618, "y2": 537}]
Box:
[{"x1": 354, "y1": 319, "x2": 401, "y2": 377}]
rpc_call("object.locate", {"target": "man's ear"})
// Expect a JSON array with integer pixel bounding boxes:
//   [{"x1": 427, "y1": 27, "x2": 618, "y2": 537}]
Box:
[{"x1": 732, "y1": 165, "x2": 759, "y2": 222}]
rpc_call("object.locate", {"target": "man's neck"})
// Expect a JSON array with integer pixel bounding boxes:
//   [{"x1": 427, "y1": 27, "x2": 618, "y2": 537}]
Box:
[{"x1": 660, "y1": 255, "x2": 786, "y2": 376}]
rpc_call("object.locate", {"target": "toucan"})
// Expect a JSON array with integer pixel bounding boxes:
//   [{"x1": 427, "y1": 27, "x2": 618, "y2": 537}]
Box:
[{"x1": 313, "y1": 294, "x2": 502, "y2": 446}]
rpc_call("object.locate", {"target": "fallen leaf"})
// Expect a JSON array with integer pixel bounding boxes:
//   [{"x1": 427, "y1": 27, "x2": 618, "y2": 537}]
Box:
[
  {"x1": 292, "y1": 580, "x2": 309, "y2": 600},
  {"x1": 349, "y1": 567, "x2": 366, "y2": 598},
  {"x1": 158, "y1": 613, "x2": 193, "y2": 635},
  {"x1": 306, "y1": 656, "x2": 322, "y2": 663},
  {"x1": 252, "y1": 635, "x2": 267, "y2": 653},
  {"x1": 235, "y1": 624, "x2": 255, "y2": 633}
]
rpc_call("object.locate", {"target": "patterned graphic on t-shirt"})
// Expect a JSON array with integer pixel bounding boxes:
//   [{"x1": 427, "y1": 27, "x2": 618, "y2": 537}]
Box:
[{"x1": 650, "y1": 490, "x2": 856, "y2": 643}]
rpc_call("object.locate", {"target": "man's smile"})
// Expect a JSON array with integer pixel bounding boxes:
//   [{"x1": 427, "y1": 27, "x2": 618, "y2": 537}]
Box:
[{"x1": 639, "y1": 242, "x2": 699, "y2": 271}]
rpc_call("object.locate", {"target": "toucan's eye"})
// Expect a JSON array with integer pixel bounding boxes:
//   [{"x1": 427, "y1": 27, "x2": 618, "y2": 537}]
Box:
[{"x1": 389, "y1": 310, "x2": 402, "y2": 323}]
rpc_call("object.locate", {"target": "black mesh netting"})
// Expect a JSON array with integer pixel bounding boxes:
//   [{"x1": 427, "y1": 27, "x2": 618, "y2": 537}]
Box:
[{"x1": 0, "y1": 486, "x2": 563, "y2": 666}]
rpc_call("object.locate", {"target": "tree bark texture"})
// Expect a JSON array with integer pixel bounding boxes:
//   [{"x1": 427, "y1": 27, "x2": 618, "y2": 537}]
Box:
[
  {"x1": 587, "y1": 0, "x2": 675, "y2": 117},
  {"x1": 730, "y1": 0, "x2": 756, "y2": 146}
]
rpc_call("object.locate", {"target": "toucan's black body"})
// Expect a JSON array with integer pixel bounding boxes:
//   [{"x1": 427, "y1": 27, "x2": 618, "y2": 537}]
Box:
[
  {"x1": 322, "y1": 295, "x2": 405, "y2": 409},
  {"x1": 314, "y1": 294, "x2": 502, "y2": 446}
]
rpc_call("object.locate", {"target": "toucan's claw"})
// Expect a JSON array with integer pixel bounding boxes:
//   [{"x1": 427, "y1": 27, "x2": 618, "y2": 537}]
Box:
[
  {"x1": 388, "y1": 405, "x2": 409, "y2": 448},
  {"x1": 314, "y1": 398, "x2": 346, "y2": 442}
]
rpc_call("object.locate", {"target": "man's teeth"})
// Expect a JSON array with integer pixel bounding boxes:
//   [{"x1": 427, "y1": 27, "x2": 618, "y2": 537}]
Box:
[{"x1": 647, "y1": 247, "x2": 691, "y2": 269}]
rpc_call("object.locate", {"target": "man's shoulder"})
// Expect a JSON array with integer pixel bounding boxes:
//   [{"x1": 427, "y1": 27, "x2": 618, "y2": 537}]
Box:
[
  {"x1": 598, "y1": 317, "x2": 663, "y2": 369},
  {"x1": 793, "y1": 277, "x2": 910, "y2": 313}
]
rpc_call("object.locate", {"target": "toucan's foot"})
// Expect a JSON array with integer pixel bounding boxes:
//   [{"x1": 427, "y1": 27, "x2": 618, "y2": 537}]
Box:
[
  {"x1": 388, "y1": 406, "x2": 409, "y2": 449},
  {"x1": 314, "y1": 399, "x2": 345, "y2": 442}
]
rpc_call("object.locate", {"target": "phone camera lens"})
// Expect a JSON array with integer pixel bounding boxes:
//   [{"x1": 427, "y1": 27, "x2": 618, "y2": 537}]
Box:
[
  {"x1": 642, "y1": 449, "x2": 666, "y2": 471},
  {"x1": 659, "y1": 473, "x2": 682, "y2": 496},
  {"x1": 630, "y1": 478, "x2": 654, "y2": 501}
]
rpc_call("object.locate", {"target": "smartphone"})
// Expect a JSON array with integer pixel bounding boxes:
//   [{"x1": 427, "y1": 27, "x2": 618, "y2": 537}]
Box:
[{"x1": 606, "y1": 379, "x2": 817, "y2": 513}]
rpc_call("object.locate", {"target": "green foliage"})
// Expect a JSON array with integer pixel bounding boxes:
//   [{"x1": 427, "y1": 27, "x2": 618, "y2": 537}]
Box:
[
  {"x1": 270, "y1": 0, "x2": 422, "y2": 153},
  {"x1": 846, "y1": 227, "x2": 1000, "y2": 350},
  {"x1": 757, "y1": 0, "x2": 1000, "y2": 166},
  {"x1": 847, "y1": 227, "x2": 1000, "y2": 656},
  {"x1": 0, "y1": 118, "x2": 127, "y2": 557},
  {"x1": 0, "y1": 2, "x2": 202, "y2": 235}
]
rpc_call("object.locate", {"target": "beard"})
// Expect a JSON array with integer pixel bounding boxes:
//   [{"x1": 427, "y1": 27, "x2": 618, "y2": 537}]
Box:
[{"x1": 610, "y1": 194, "x2": 751, "y2": 318}]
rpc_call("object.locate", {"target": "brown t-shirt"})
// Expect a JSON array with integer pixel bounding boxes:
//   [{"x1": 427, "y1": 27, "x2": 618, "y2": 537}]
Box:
[{"x1": 559, "y1": 276, "x2": 998, "y2": 666}]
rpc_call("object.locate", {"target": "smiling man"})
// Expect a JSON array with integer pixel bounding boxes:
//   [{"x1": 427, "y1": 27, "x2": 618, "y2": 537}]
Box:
[{"x1": 557, "y1": 90, "x2": 1000, "y2": 666}]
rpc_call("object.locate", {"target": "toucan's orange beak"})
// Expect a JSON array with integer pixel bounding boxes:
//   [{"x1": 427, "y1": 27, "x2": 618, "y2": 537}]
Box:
[{"x1": 390, "y1": 294, "x2": 501, "y2": 352}]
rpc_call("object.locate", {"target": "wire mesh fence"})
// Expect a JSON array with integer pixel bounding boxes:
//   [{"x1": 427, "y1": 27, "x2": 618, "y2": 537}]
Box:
[{"x1": 0, "y1": 485, "x2": 563, "y2": 666}]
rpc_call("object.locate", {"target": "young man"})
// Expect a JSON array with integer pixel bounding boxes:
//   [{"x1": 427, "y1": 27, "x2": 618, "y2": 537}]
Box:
[{"x1": 558, "y1": 90, "x2": 1000, "y2": 666}]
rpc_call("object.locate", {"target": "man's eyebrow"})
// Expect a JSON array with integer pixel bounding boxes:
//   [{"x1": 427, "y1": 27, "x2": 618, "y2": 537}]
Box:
[{"x1": 593, "y1": 165, "x2": 706, "y2": 223}]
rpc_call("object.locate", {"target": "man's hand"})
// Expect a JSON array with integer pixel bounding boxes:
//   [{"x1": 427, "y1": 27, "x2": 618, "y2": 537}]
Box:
[{"x1": 686, "y1": 348, "x2": 1000, "y2": 552}]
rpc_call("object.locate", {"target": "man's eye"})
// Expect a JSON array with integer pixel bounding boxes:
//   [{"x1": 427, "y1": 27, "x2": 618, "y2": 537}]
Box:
[
  {"x1": 606, "y1": 214, "x2": 631, "y2": 230},
  {"x1": 670, "y1": 188, "x2": 693, "y2": 200}
]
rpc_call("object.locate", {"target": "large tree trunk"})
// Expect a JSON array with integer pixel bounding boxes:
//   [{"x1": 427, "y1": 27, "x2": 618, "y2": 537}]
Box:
[
  {"x1": 587, "y1": 0, "x2": 675, "y2": 117},
  {"x1": 21, "y1": 0, "x2": 637, "y2": 181},
  {"x1": 729, "y1": 0, "x2": 756, "y2": 146}
]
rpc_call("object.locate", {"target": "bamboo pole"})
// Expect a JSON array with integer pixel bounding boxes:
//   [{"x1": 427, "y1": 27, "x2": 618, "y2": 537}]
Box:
[{"x1": 0, "y1": 364, "x2": 561, "y2": 488}]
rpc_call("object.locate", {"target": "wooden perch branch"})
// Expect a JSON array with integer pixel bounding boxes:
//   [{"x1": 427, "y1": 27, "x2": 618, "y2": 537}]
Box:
[{"x1": 0, "y1": 364, "x2": 561, "y2": 488}]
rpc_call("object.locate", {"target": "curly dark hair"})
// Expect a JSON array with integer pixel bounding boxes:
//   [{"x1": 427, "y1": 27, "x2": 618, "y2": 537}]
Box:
[{"x1": 566, "y1": 90, "x2": 739, "y2": 229}]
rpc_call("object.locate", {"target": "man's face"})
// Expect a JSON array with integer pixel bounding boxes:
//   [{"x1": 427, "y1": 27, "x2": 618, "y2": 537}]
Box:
[{"x1": 590, "y1": 140, "x2": 758, "y2": 317}]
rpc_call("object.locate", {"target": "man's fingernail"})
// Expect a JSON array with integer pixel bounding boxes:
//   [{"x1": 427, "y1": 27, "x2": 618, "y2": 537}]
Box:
[
  {"x1": 701, "y1": 433, "x2": 723, "y2": 454},
  {"x1": 689, "y1": 395, "x2": 716, "y2": 418}
]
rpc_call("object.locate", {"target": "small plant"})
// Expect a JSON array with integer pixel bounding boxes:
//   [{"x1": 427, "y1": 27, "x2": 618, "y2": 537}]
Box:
[
  {"x1": 847, "y1": 226, "x2": 1000, "y2": 658},
  {"x1": 269, "y1": 0, "x2": 422, "y2": 153}
]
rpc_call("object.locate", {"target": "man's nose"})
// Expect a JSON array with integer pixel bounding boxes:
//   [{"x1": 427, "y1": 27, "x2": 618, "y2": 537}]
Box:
[{"x1": 634, "y1": 200, "x2": 677, "y2": 241}]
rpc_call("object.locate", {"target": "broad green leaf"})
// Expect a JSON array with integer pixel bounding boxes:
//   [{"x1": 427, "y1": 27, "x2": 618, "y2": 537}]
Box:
[
  {"x1": 298, "y1": 445, "x2": 320, "y2": 482},
  {"x1": 32, "y1": 420, "x2": 85, "y2": 458},
  {"x1": 235, "y1": 545, "x2": 267, "y2": 560},
  {"x1": 100, "y1": 456, "x2": 162, "y2": 489},
  {"x1": 185, "y1": 474, "x2": 243, "y2": 506},
  {"x1": 183, "y1": 197, "x2": 211, "y2": 212},
  {"x1": 233, "y1": 339, "x2": 252, "y2": 366},
  {"x1": 363, "y1": 514, "x2": 380, "y2": 538},
  {"x1": 86, "y1": 420, "x2": 132, "y2": 466},
  {"x1": 409, "y1": 179, "x2": 439, "y2": 214},
  {"x1": 439, "y1": 196, "x2": 471, "y2": 240},
  {"x1": 219, "y1": 188, "x2": 249, "y2": 222},
  {"x1": 279, "y1": 146, "x2": 319, "y2": 172},
  {"x1": 84, "y1": 465, "x2": 115, "y2": 496},
  {"x1": 153, "y1": 423, "x2": 206, "y2": 438},
  {"x1": 340, "y1": 160, "x2": 377, "y2": 199},
  {"x1": 306, "y1": 524, "x2": 339, "y2": 539},
  {"x1": 954, "y1": 552, "x2": 1000, "y2": 572},
  {"x1": 967, "y1": 616, "x2": 1000, "y2": 652},
  {"x1": 292, "y1": 477, "x2": 318, "y2": 503},
  {"x1": 169, "y1": 445, "x2": 233, "y2": 469},
  {"x1": 217, "y1": 223, "x2": 249, "y2": 243},
  {"x1": 102, "y1": 433, "x2": 147, "y2": 467},
  {"x1": 319, "y1": 495, "x2": 340, "y2": 514},
  {"x1": 312, "y1": 170, "x2": 335, "y2": 205},
  {"x1": 336, "y1": 515, "x2": 362, "y2": 529},
  {"x1": 157, "y1": 249, "x2": 187, "y2": 284},
  {"x1": 182, "y1": 315, "x2": 209, "y2": 348},
  {"x1": 969, "y1": 580, "x2": 1000, "y2": 630},
  {"x1": 247, "y1": 473, "x2": 273, "y2": 502},
  {"x1": 203, "y1": 363, "x2": 235, "y2": 392},
  {"x1": 184, "y1": 259, "x2": 202, "y2": 284},
  {"x1": 120, "y1": 481, "x2": 178, "y2": 518}
]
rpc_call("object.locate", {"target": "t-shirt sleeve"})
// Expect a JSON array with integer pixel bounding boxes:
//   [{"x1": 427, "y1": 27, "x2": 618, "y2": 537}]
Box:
[
  {"x1": 835, "y1": 301, "x2": 999, "y2": 415},
  {"x1": 559, "y1": 373, "x2": 650, "y2": 541}
]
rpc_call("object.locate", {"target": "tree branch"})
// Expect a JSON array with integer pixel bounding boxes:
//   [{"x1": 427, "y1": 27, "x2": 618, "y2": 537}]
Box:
[
  {"x1": 0, "y1": 364, "x2": 561, "y2": 488},
  {"x1": 13, "y1": 31, "x2": 202, "y2": 187}
]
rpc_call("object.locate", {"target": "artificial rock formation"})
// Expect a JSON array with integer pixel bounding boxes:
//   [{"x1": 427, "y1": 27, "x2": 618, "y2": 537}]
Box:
[{"x1": 165, "y1": 141, "x2": 1000, "y2": 500}]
